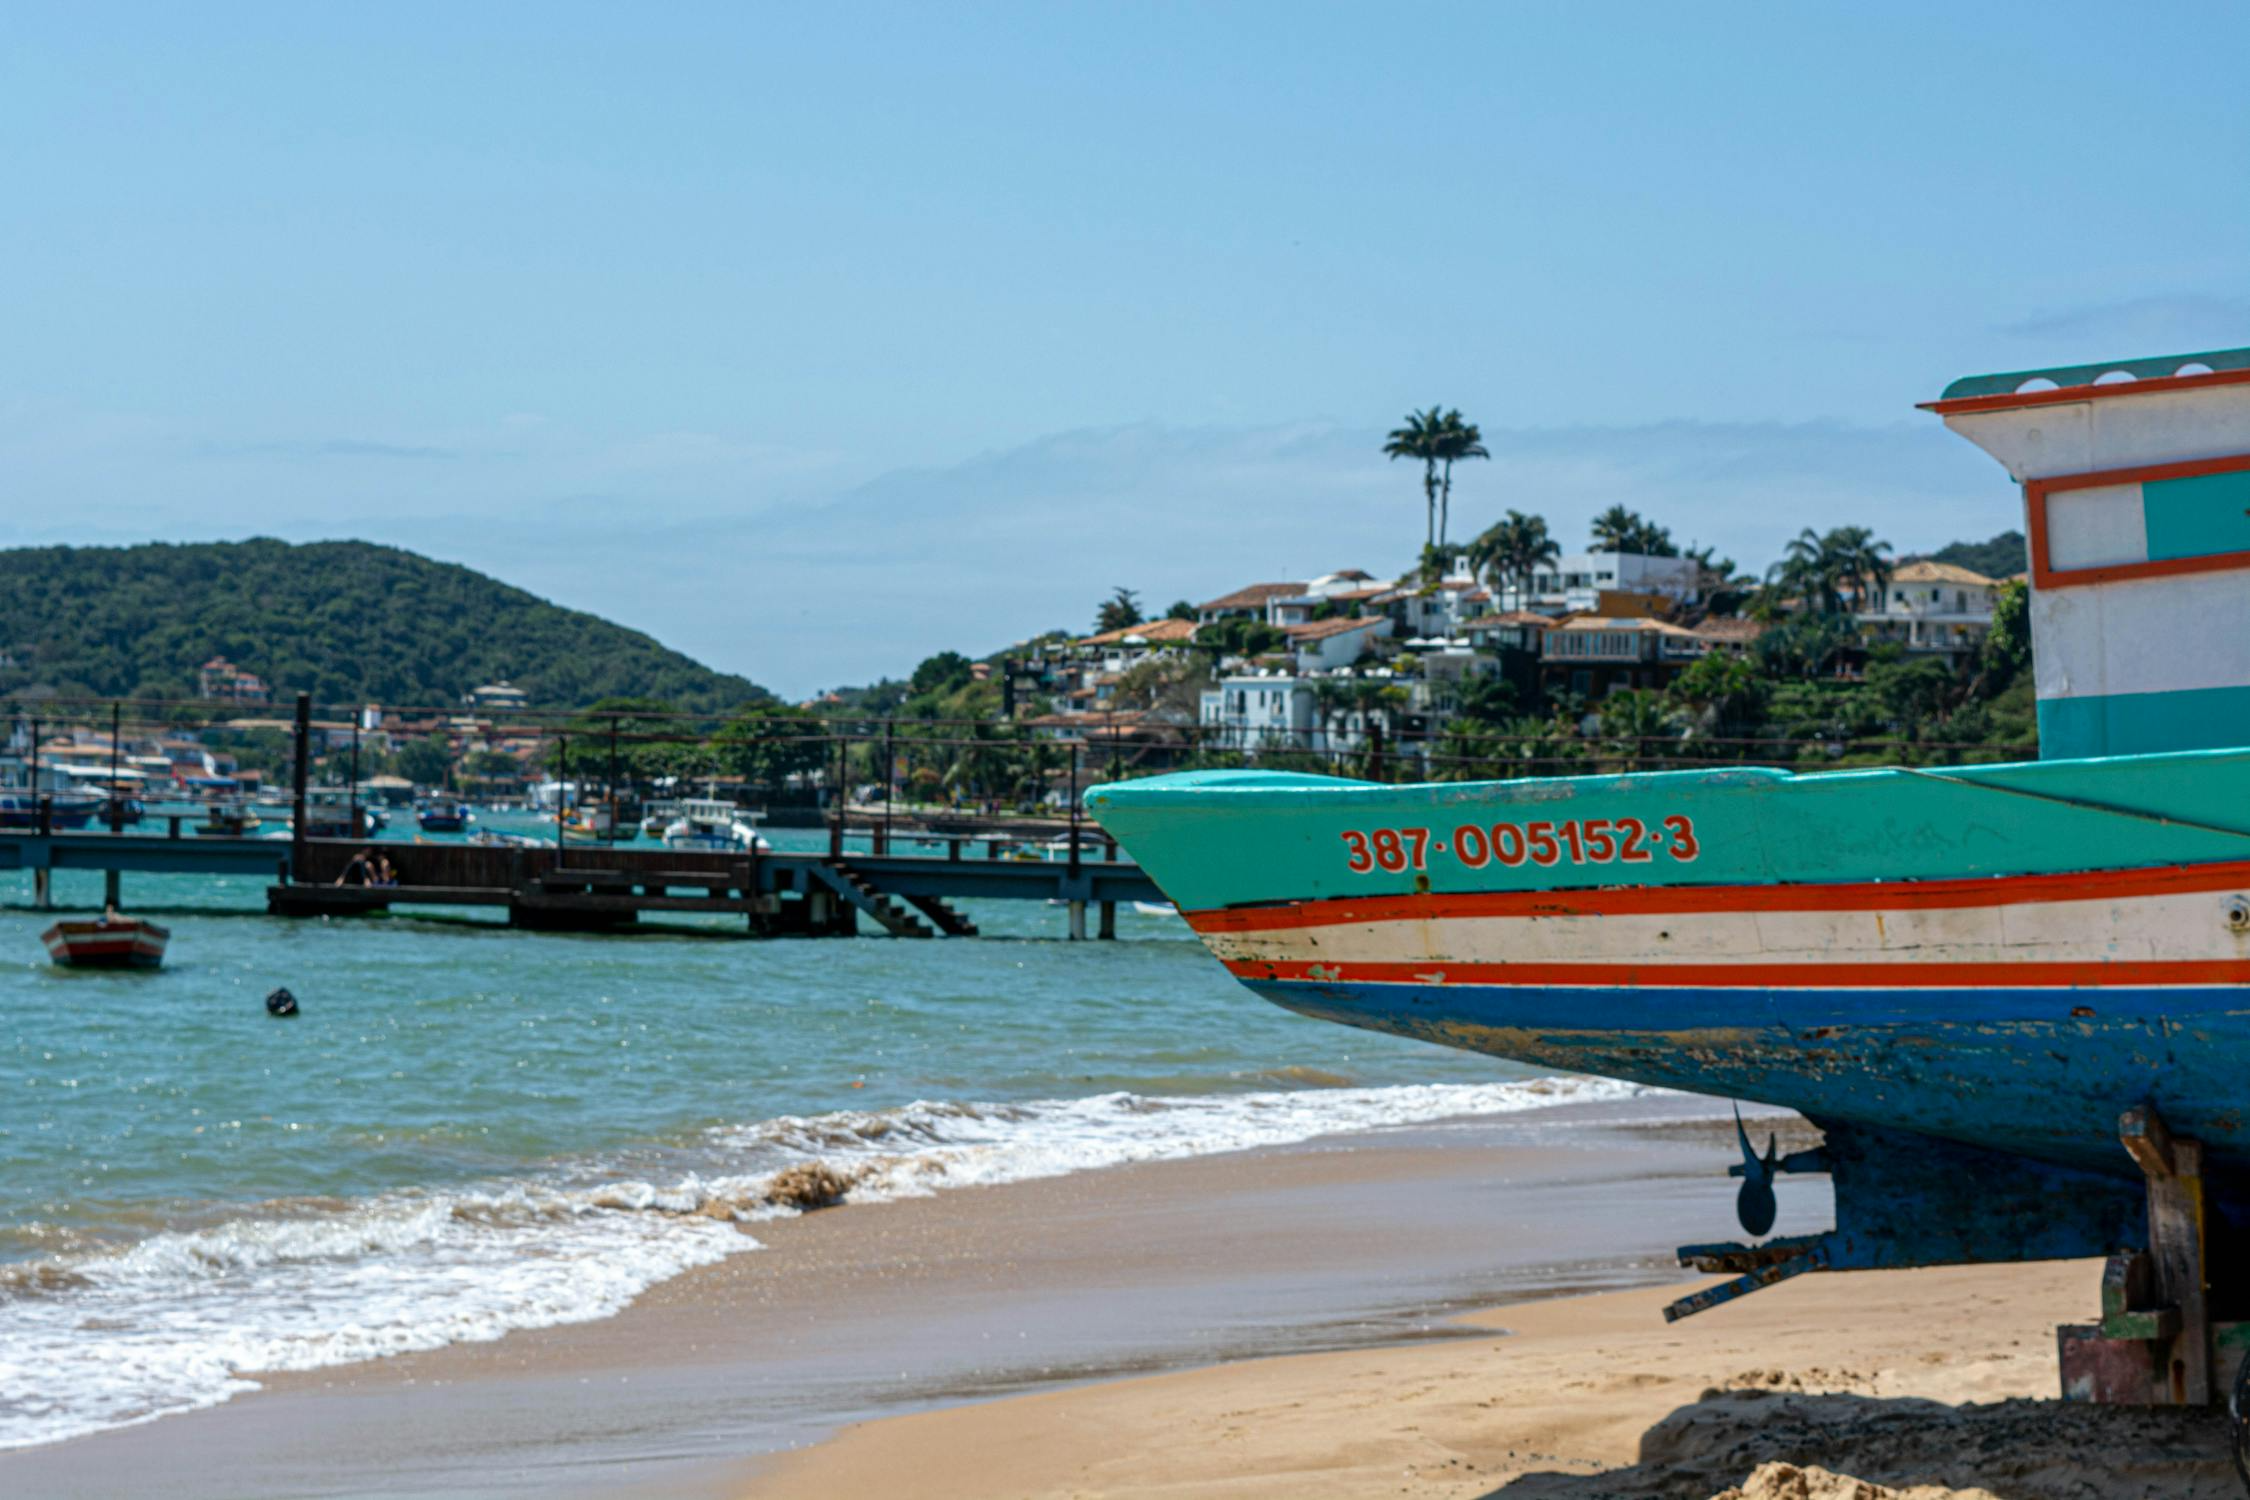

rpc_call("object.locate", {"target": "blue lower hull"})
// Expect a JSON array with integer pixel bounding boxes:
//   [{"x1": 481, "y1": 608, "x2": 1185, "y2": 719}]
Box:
[{"x1": 1247, "y1": 979, "x2": 2250, "y2": 1185}]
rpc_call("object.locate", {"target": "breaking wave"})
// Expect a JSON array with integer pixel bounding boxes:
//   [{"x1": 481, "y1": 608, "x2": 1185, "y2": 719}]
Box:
[{"x1": 0, "y1": 1073, "x2": 1645, "y2": 1450}]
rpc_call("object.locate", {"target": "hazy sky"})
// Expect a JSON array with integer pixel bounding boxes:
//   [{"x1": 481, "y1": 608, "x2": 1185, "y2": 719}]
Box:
[{"x1": 3, "y1": 4, "x2": 2245, "y2": 696}]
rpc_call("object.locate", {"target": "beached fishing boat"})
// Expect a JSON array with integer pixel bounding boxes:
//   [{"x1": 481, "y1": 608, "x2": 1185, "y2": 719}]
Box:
[
  {"x1": 1092, "y1": 347, "x2": 2250, "y2": 1412},
  {"x1": 41, "y1": 915, "x2": 169, "y2": 969}
]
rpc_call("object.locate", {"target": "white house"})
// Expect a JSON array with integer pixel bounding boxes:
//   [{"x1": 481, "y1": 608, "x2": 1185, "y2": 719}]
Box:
[
  {"x1": 1856, "y1": 560, "x2": 2001, "y2": 660},
  {"x1": 1282, "y1": 614, "x2": 1392, "y2": 673},
  {"x1": 1492, "y1": 551, "x2": 1702, "y2": 614},
  {"x1": 1199, "y1": 673, "x2": 1319, "y2": 752}
]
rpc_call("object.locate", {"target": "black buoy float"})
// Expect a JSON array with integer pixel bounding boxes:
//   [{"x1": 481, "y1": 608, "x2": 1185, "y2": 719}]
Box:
[{"x1": 265, "y1": 987, "x2": 299, "y2": 1018}]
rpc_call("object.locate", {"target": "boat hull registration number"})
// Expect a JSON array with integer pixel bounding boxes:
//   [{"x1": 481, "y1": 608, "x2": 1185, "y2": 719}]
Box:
[{"x1": 1340, "y1": 816, "x2": 1698, "y2": 873}]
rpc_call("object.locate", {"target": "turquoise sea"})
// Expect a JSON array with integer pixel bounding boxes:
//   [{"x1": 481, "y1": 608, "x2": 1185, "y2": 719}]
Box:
[{"x1": 0, "y1": 813, "x2": 1619, "y2": 1450}]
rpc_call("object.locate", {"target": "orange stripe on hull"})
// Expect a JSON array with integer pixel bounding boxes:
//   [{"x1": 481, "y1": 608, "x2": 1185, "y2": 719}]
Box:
[
  {"x1": 1186, "y1": 858, "x2": 2250, "y2": 935},
  {"x1": 1223, "y1": 957, "x2": 2250, "y2": 989}
]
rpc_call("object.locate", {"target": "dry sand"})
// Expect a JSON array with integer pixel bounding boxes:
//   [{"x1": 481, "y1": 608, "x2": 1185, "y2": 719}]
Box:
[{"x1": 745, "y1": 1262, "x2": 2238, "y2": 1499}]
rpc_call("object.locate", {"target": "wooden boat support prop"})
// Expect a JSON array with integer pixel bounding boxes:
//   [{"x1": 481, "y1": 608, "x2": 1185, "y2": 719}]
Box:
[{"x1": 1665, "y1": 1102, "x2": 2244, "y2": 1410}]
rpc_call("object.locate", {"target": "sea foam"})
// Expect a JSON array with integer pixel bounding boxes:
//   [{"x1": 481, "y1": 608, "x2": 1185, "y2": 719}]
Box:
[{"x1": 0, "y1": 1073, "x2": 1643, "y2": 1450}]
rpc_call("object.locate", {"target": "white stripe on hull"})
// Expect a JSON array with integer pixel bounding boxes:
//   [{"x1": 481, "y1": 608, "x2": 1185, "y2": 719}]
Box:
[{"x1": 1201, "y1": 888, "x2": 2250, "y2": 971}]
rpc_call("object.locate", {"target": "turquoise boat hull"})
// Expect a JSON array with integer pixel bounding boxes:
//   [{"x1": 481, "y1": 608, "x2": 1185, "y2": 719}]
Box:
[{"x1": 1088, "y1": 749, "x2": 2250, "y2": 1265}]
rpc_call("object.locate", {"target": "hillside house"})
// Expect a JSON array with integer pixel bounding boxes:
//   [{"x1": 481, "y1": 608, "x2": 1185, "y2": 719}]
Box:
[
  {"x1": 198, "y1": 656, "x2": 271, "y2": 705},
  {"x1": 1857, "y1": 561, "x2": 2000, "y2": 664},
  {"x1": 1492, "y1": 550, "x2": 1702, "y2": 615},
  {"x1": 1282, "y1": 615, "x2": 1392, "y2": 673},
  {"x1": 1539, "y1": 616, "x2": 1699, "y2": 697}
]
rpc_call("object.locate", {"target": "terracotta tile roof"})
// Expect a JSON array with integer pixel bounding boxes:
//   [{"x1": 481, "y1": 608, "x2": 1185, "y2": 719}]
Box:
[
  {"x1": 1198, "y1": 582, "x2": 1305, "y2": 612},
  {"x1": 1892, "y1": 560, "x2": 2000, "y2": 586},
  {"x1": 1328, "y1": 585, "x2": 1394, "y2": 602},
  {"x1": 1463, "y1": 611, "x2": 1553, "y2": 629},
  {"x1": 1282, "y1": 616, "x2": 1386, "y2": 642},
  {"x1": 1076, "y1": 617, "x2": 1200, "y2": 648}
]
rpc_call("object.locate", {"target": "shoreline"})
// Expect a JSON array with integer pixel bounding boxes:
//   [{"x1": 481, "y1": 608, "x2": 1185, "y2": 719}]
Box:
[{"x1": 0, "y1": 1094, "x2": 1820, "y2": 1498}]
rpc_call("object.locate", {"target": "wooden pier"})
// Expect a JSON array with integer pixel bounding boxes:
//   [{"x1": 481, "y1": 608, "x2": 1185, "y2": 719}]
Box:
[{"x1": 0, "y1": 827, "x2": 1165, "y2": 938}]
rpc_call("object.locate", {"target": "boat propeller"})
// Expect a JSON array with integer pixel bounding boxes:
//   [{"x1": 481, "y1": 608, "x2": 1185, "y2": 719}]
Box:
[{"x1": 1734, "y1": 1104, "x2": 1779, "y2": 1237}]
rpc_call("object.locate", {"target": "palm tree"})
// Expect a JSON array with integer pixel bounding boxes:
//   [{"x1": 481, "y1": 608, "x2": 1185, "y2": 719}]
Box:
[
  {"x1": 1823, "y1": 526, "x2": 1895, "y2": 612},
  {"x1": 1431, "y1": 409, "x2": 1489, "y2": 552},
  {"x1": 1472, "y1": 510, "x2": 1560, "y2": 608},
  {"x1": 1383, "y1": 407, "x2": 1446, "y2": 551},
  {"x1": 1590, "y1": 504, "x2": 1644, "y2": 551},
  {"x1": 1771, "y1": 528, "x2": 1843, "y2": 614}
]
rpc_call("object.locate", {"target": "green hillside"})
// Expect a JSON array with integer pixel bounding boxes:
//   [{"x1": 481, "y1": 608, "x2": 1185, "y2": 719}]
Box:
[{"x1": 0, "y1": 539, "x2": 770, "y2": 713}]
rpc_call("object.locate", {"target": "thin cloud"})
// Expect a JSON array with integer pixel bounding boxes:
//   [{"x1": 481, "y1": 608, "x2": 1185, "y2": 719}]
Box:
[
  {"x1": 1996, "y1": 294, "x2": 2250, "y2": 348},
  {"x1": 199, "y1": 438, "x2": 464, "y2": 461}
]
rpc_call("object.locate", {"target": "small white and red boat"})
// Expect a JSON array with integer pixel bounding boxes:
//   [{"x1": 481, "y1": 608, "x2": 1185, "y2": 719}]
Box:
[{"x1": 41, "y1": 916, "x2": 170, "y2": 969}]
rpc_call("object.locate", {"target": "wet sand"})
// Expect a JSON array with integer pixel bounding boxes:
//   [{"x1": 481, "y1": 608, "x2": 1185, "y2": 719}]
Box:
[{"x1": 1, "y1": 1096, "x2": 1819, "y2": 1498}]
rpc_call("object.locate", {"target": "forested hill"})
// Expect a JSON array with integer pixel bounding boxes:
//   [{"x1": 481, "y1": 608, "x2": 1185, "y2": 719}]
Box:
[{"x1": 0, "y1": 539, "x2": 771, "y2": 712}]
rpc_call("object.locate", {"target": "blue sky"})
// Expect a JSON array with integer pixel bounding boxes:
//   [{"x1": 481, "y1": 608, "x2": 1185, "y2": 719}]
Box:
[{"x1": 2, "y1": 4, "x2": 2245, "y2": 696}]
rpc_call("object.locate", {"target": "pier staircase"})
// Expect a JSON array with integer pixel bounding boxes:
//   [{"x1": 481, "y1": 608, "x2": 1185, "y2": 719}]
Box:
[
  {"x1": 904, "y1": 893, "x2": 980, "y2": 937},
  {"x1": 812, "y1": 860, "x2": 935, "y2": 938}
]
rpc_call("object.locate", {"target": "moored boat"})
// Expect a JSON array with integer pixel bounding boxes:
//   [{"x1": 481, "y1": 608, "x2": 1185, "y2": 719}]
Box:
[
  {"x1": 195, "y1": 798, "x2": 262, "y2": 837},
  {"x1": 415, "y1": 798, "x2": 473, "y2": 833},
  {"x1": 41, "y1": 915, "x2": 169, "y2": 969},
  {"x1": 661, "y1": 797, "x2": 767, "y2": 853}
]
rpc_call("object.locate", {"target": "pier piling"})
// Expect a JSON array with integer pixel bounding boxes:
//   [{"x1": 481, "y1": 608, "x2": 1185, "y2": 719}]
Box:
[
  {"x1": 1068, "y1": 899, "x2": 1087, "y2": 941},
  {"x1": 1098, "y1": 901, "x2": 1116, "y2": 940}
]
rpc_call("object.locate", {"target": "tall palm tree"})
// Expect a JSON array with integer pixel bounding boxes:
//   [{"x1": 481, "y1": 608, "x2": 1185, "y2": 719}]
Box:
[
  {"x1": 1383, "y1": 407, "x2": 1446, "y2": 551},
  {"x1": 1432, "y1": 409, "x2": 1489, "y2": 552}
]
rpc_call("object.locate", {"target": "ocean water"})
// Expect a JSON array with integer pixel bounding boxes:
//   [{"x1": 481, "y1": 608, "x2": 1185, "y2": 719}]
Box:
[{"x1": 0, "y1": 818, "x2": 1636, "y2": 1450}]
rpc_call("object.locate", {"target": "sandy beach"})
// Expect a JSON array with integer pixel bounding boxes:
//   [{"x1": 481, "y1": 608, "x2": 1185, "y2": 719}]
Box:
[
  {"x1": 4, "y1": 1096, "x2": 2234, "y2": 1498},
  {"x1": 750, "y1": 1262, "x2": 2236, "y2": 1499}
]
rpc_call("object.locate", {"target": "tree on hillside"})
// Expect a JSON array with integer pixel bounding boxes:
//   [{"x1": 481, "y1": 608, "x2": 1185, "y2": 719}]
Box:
[
  {"x1": 394, "y1": 734, "x2": 452, "y2": 789},
  {"x1": 1589, "y1": 506, "x2": 1679, "y2": 556},
  {"x1": 1164, "y1": 599, "x2": 1197, "y2": 621},
  {"x1": 1766, "y1": 526, "x2": 1894, "y2": 616},
  {"x1": 1094, "y1": 587, "x2": 1144, "y2": 634},
  {"x1": 714, "y1": 704, "x2": 829, "y2": 787},
  {"x1": 1431, "y1": 410, "x2": 1489, "y2": 551},
  {"x1": 909, "y1": 652, "x2": 974, "y2": 697},
  {"x1": 1195, "y1": 616, "x2": 1285, "y2": 659},
  {"x1": 1469, "y1": 510, "x2": 1560, "y2": 604},
  {"x1": 1590, "y1": 505, "x2": 1643, "y2": 551},
  {"x1": 1383, "y1": 407, "x2": 1446, "y2": 550}
]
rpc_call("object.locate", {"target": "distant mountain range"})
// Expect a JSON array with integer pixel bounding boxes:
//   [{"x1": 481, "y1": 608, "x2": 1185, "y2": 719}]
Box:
[{"x1": 0, "y1": 539, "x2": 770, "y2": 713}]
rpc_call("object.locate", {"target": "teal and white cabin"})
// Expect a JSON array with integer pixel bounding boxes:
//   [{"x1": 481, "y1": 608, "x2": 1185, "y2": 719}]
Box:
[{"x1": 1927, "y1": 346, "x2": 2250, "y2": 759}]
